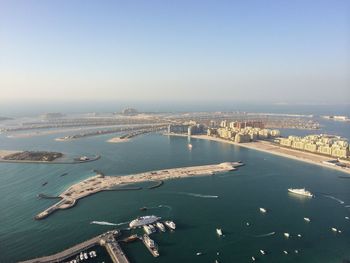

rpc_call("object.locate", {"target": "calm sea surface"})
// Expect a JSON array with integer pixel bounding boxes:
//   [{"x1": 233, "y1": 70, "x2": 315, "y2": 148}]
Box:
[{"x1": 0, "y1": 131, "x2": 350, "y2": 263}]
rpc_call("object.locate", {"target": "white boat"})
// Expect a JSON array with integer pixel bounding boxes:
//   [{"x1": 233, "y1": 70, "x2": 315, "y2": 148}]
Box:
[
  {"x1": 188, "y1": 144, "x2": 193, "y2": 149},
  {"x1": 246, "y1": 222, "x2": 250, "y2": 226},
  {"x1": 259, "y1": 208, "x2": 267, "y2": 213},
  {"x1": 143, "y1": 234, "x2": 159, "y2": 257},
  {"x1": 165, "y1": 220, "x2": 176, "y2": 230},
  {"x1": 156, "y1": 222, "x2": 166, "y2": 232},
  {"x1": 129, "y1": 215, "x2": 161, "y2": 228},
  {"x1": 297, "y1": 234, "x2": 302, "y2": 238},
  {"x1": 331, "y1": 227, "x2": 337, "y2": 232},
  {"x1": 294, "y1": 250, "x2": 299, "y2": 254},
  {"x1": 143, "y1": 225, "x2": 153, "y2": 235},
  {"x1": 345, "y1": 216, "x2": 349, "y2": 220},
  {"x1": 148, "y1": 224, "x2": 156, "y2": 233},
  {"x1": 216, "y1": 228, "x2": 223, "y2": 236},
  {"x1": 288, "y1": 188, "x2": 313, "y2": 197},
  {"x1": 196, "y1": 252, "x2": 203, "y2": 256},
  {"x1": 304, "y1": 217, "x2": 311, "y2": 222},
  {"x1": 252, "y1": 256, "x2": 256, "y2": 261},
  {"x1": 338, "y1": 230, "x2": 342, "y2": 233},
  {"x1": 284, "y1": 232, "x2": 290, "y2": 238},
  {"x1": 79, "y1": 253, "x2": 84, "y2": 261},
  {"x1": 83, "y1": 252, "x2": 88, "y2": 260},
  {"x1": 260, "y1": 249, "x2": 266, "y2": 255},
  {"x1": 283, "y1": 250, "x2": 288, "y2": 255}
]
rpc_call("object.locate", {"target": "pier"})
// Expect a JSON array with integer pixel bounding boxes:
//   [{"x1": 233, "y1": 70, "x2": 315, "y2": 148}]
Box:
[
  {"x1": 19, "y1": 230, "x2": 130, "y2": 263},
  {"x1": 35, "y1": 161, "x2": 244, "y2": 220}
]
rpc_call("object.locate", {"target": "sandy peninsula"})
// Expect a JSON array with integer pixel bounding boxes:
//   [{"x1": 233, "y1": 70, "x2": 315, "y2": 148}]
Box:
[{"x1": 107, "y1": 137, "x2": 130, "y2": 143}]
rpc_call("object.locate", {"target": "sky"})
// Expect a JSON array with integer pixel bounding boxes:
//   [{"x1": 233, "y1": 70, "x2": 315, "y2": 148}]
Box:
[{"x1": 0, "y1": 0, "x2": 349, "y2": 105}]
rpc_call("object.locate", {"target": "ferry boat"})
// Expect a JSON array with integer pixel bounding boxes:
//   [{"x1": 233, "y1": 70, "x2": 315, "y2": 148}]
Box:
[
  {"x1": 165, "y1": 220, "x2": 176, "y2": 230},
  {"x1": 216, "y1": 228, "x2": 223, "y2": 237},
  {"x1": 143, "y1": 225, "x2": 152, "y2": 235},
  {"x1": 288, "y1": 188, "x2": 313, "y2": 197},
  {"x1": 304, "y1": 217, "x2": 311, "y2": 222},
  {"x1": 129, "y1": 215, "x2": 160, "y2": 228},
  {"x1": 284, "y1": 232, "x2": 290, "y2": 238},
  {"x1": 259, "y1": 207, "x2": 267, "y2": 213},
  {"x1": 156, "y1": 222, "x2": 166, "y2": 232},
  {"x1": 143, "y1": 234, "x2": 159, "y2": 257}
]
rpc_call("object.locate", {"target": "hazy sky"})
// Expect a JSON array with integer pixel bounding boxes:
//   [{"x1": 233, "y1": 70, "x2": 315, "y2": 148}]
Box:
[{"x1": 1, "y1": 0, "x2": 349, "y2": 104}]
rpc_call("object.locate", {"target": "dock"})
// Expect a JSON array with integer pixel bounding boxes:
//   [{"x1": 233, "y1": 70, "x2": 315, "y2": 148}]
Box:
[
  {"x1": 19, "y1": 230, "x2": 130, "y2": 263},
  {"x1": 35, "y1": 161, "x2": 244, "y2": 220}
]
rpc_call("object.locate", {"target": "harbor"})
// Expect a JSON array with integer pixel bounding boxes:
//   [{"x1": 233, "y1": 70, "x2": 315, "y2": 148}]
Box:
[{"x1": 35, "y1": 161, "x2": 244, "y2": 220}]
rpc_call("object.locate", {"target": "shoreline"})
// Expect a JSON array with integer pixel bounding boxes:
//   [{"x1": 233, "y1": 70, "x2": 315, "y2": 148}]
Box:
[
  {"x1": 107, "y1": 137, "x2": 130, "y2": 143},
  {"x1": 165, "y1": 133, "x2": 350, "y2": 175}
]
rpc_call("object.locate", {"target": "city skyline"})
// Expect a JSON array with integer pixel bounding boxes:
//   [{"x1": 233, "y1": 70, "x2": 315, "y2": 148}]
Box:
[{"x1": 1, "y1": 0, "x2": 349, "y2": 104}]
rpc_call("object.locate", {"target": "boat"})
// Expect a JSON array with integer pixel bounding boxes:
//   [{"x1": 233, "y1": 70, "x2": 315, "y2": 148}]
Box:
[
  {"x1": 164, "y1": 220, "x2": 176, "y2": 230},
  {"x1": 284, "y1": 232, "x2": 290, "y2": 238},
  {"x1": 215, "y1": 260, "x2": 220, "y2": 263},
  {"x1": 143, "y1": 225, "x2": 152, "y2": 235},
  {"x1": 288, "y1": 188, "x2": 313, "y2": 197},
  {"x1": 260, "y1": 249, "x2": 266, "y2": 255},
  {"x1": 294, "y1": 250, "x2": 299, "y2": 254},
  {"x1": 83, "y1": 252, "x2": 88, "y2": 260},
  {"x1": 129, "y1": 215, "x2": 161, "y2": 228},
  {"x1": 148, "y1": 224, "x2": 156, "y2": 233},
  {"x1": 143, "y1": 234, "x2": 159, "y2": 257},
  {"x1": 252, "y1": 256, "x2": 256, "y2": 261},
  {"x1": 283, "y1": 250, "x2": 288, "y2": 255},
  {"x1": 297, "y1": 234, "x2": 302, "y2": 237},
  {"x1": 42, "y1": 182, "x2": 48, "y2": 186},
  {"x1": 246, "y1": 222, "x2": 250, "y2": 226},
  {"x1": 196, "y1": 252, "x2": 203, "y2": 256},
  {"x1": 79, "y1": 253, "x2": 84, "y2": 261},
  {"x1": 188, "y1": 143, "x2": 193, "y2": 149},
  {"x1": 304, "y1": 217, "x2": 311, "y2": 222},
  {"x1": 331, "y1": 227, "x2": 337, "y2": 232},
  {"x1": 216, "y1": 228, "x2": 223, "y2": 237},
  {"x1": 345, "y1": 216, "x2": 349, "y2": 220},
  {"x1": 338, "y1": 230, "x2": 342, "y2": 233},
  {"x1": 140, "y1": 207, "x2": 148, "y2": 211},
  {"x1": 123, "y1": 234, "x2": 139, "y2": 243},
  {"x1": 156, "y1": 222, "x2": 166, "y2": 232},
  {"x1": 259, "y1": 207, "x2": 267, "y2": 213}
]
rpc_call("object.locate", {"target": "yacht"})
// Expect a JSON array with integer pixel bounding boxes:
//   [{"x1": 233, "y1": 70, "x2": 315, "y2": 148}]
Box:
[
  {"x1": 79, "y1": 252, "x2": 84, "y2": 261},
  {"x1": 297, "y1": 234, "x2": 302, "y2": 238},
  {"x1": 129, "y1": 215, "x2": 160, "y2": 228},
  {"x1": 288, "y1": 188, "x2": 313, "y2": 197},
  {"x1": 251, "y1": 256, "x2": 256, "y2": 261},
  {"x1": 216, "y1": 228, "x2": 223, "y2": 237},
  {"x1": 165, "y1": 220, "x2": 176, "y2": 230},
  {"x1": 304, "y1": 217, "x2": 311, "y2": 222},
  {"x1": 83, "y1": 252, "x2": 88, "y2": 260},
  {"x1": 331, "y1": 227, "x2": 338, "y2": 232},
  {"x1": 259, "y1": 207, "x2": 267, "y2": 213},
  {"x1": 284, "y1": 232, "x2": 290, "y2": 238},
  {"x1": 143, "y1": 234, "x2": 159, "y2": 257},
  {"x1": 148, "y1": 224, "x2": 156, "y2": 233},
  {"x1": 143, "y1": 225, "x2": 152, "y2": 235},
  {"x1": 283, "y1": 250, "x2": 288, "y2": 255},
  {"x1": 156, "y1": 222, "x2": 166, "y2": 232},
  {"x1": 260, "y1": 249, "x2": 266, "y2": 255}
]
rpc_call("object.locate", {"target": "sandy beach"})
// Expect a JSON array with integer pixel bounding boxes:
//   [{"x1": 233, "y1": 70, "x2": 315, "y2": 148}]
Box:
[
  {"x1": 167, "y1": 134, "x2": 350, "y2": 175},
  {"x1": 107, "y1": 137, "x2": 130, "y2": 143}
]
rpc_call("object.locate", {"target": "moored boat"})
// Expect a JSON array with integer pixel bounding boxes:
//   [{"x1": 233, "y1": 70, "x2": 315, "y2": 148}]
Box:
[{"x1": 288, "y1": 188, "x2": 313, "y2": 197}]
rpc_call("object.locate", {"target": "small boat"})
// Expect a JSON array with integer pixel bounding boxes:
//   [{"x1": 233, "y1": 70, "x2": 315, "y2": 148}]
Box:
[
  {"x1": 338, "y1": 230, "x2": 342, "y2": 233},
  {"x1": 345, "y1": 216, "x2": 349, "y2": 220},
  {"x1": 148, "y1": 224, "x2": 156, "y2": 233},
  {"x1": 156, "y1": 222, "x2": 166, "y2": 232},
  {"x1": 143, "y1": 225, "x2": 152, "y2": 235},
  {"x1": 294, "y1": 250, "x2": 299, "y2": 254},
  {"x1": 260, "y1": 249, "x2": 266, "y2": 255},
  {"x1": 83, "y1": 252, "x2": 88, "y2": 260},
  {"x1": 140, "y1": 207, "x2": 148, "y2": 211},
  {"x1": 165, "y1": 220, "x2": 176, "y2": 230},
  {"x1": 259, "y1": 208, "x2": 267, "y2": 213},
  {"x1": 304, "y1": 217, "x2": 311, "y2": 222},
  {"x1": 252, "y1": 256, "x2": 256, "y2": 261},
  {"x1": 297, "y1": 234, "x2": 302, "y2": 238},
  {"x1": 42, "y1": 182, "x2": 48, "y2": 186},
  {"x1": 283, "y1": 250, "x2": 288, "y2": 255},
  {"x1": 216, "y1": 228, "x2": 223, "y2": 237},
  {"x1": 59, "y1": 172, "x2": 68, "y2": 177},
  {"x1": 196, "y1": 252, "x2": 203, "y2": 256},
  {"x1": 79, "y1": 252, "x2": 84, "y2": 261},
  {"x1": 284, "y1": 232, "x2": 290, "y2": 238},
  {"x1": 188, "y1": 144, "x2": 193, "y2": 149},
  {"x1": 331, "y1": 227, "x2": 337, "y2": 232},
  {"x1": 246, "y1": 222, "x2": 250, "y2": 226},
  {"x1": 215, "y1": 260, "x2": 220, "y2": 263}
]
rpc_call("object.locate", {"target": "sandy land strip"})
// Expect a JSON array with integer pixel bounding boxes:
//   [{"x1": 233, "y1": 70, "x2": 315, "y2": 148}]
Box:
[
  {"x1": 0, "y1": 150, "x2": 21, "y2": 159},
  {"x1": 166, "y1": 134, "x2": 350, "y2": 175},
  {"x1": 107, "y1": 137, "x2": 130, "y2": 143},
  {"x1": 35, "y1": 161, "x2": 243, "y2": 220}
]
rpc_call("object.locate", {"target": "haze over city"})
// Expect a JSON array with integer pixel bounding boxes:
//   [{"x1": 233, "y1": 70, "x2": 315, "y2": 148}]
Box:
[{"x1": 1, "y1": 0, "x2": 349, "y2": 105}]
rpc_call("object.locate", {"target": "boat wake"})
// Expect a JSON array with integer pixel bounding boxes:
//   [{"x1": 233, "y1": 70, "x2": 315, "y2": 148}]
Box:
[
  {"x1": 323, "y1": 195, "x2": 345, "y2": 204},
  {"x1": 90, "y1": 221, "x2": 129, "y2": 226},
  {"x1": 345, "y1": 205, "x2": 350, "y2": 208},
  {"x1": 177, "y1": 192, "x2": 219, "y2": 199},
  {"x1": 255, "y1": 232, "x2": 276, "y2": 237}
]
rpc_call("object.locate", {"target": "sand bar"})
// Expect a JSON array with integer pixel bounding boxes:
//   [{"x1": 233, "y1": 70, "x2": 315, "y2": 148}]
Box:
[
  {"x1": 35, "y1": 161, "x2": 243, "y2": 220},
  {"x1": 107, "y1": 137, "x2": 130, "y2": 143}
]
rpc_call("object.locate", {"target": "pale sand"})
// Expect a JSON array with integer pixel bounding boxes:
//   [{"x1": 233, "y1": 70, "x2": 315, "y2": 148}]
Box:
[
  {"x1": 0, "y1": 150, "x2": 21, "y2": 158},
  {"x1": 107, "y1": 137, "x2": 130, "y2": 143},
  {"x1": 166, "y1": 134, "x2": 350, "y2": 175}
]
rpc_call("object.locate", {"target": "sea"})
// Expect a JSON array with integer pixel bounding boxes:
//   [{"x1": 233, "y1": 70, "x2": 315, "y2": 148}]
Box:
[{"x1": 0, "y1": 104, "x2": 350, "y2": 263}]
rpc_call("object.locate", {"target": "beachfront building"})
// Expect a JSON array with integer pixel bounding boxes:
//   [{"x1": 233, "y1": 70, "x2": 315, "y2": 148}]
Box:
[
  {"x1": 167, "y1": 124, "x2": 190, "y2": 134},
  {"x1": 278, "y1": 134, "x2": 350, "y2": 159}
]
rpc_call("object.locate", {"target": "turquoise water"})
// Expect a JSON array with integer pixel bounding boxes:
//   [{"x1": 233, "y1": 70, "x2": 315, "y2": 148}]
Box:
[{"x1": 1, "y1": 132, "x2": 350, "y2": 262}]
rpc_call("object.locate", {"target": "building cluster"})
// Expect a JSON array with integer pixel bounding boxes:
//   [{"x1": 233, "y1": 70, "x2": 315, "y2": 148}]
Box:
[
  {"x1": 279, "y1": 134, "x2": 350, "y2": 159},
  {"x1": 208, "y1": 120, "x2": 280, "y2": 143},
  {"x1": 167, "y1": 123, "x2": 206, "y2": 136}
]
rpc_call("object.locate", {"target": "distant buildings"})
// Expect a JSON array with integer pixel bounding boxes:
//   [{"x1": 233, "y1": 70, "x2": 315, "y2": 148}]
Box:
[
  {"x1": 279, "y1": 134, "x2": 350, "y2": 159},
  {"x1": 121, "y1": 108, "x2": 138, "y2": 116},
  {"x1": 167, "y1": 123, "x2": 206, "y2": 136},
  {"x1": 209, "y1": 120, "x2": 280, "y2": 143}
]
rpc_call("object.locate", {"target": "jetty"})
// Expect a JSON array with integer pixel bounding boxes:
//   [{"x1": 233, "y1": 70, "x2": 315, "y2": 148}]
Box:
[
  {"x1": 35, "y1": 161, "x2": 244, "y2": 220},
  {"x1": 19, "y1": 230, "x2": 130, "y2": 263}
]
